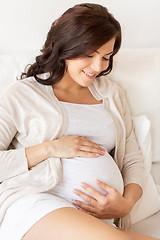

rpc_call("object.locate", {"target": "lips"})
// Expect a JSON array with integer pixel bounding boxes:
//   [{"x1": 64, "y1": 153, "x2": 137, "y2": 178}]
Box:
[{"x1": 82, "y1": 70, "x2": 96, "y2": 78}]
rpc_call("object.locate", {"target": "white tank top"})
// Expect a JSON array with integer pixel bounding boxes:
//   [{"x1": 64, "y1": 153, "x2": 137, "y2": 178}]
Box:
[{"x1": 49, "y1": 102, "x2": 124, "y2": 203}]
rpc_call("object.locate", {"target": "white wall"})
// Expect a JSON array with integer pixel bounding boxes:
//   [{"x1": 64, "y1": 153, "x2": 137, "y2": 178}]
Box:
[{"x1": 0, "y1": 0, "x2": 160, "y2": 54}]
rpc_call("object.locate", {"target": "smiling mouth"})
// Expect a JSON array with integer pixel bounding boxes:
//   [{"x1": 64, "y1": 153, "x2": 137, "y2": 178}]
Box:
[{"x1": 82, "y1": 70, "x2": 96, "y2": 78}]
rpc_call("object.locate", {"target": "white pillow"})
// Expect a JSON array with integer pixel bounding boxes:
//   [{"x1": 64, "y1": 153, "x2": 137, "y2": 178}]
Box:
[
  {"x1": 0, "y1": 54, "x2": 36, "y2": 95},
  {"x1": 130, "y1": 115, "x2": 160, "y2": 224},
  {"x1": 133, "y1": 115, "x2": 152, "y2": 174}
]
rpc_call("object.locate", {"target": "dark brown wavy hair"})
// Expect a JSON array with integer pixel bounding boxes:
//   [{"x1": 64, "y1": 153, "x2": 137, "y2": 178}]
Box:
[{"x1": 21, "y1": 3, "x2": 121, "y2": 85}]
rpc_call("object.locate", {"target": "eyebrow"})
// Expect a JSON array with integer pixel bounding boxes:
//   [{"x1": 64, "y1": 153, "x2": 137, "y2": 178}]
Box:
[{"x1": 95, "y1": 50, "x2": 113, "y2": 56}]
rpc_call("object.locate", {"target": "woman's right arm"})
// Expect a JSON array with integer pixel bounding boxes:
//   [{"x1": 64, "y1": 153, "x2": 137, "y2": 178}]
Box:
[
  {"x1": 0, "y1": 85, "x2": 103, "y2": 182},
  {"x1": 0, "y1": 101, "x2": 28, "y2": 182},
  {"x1": 25, "y1": 135, "x2": 106, "y2": 169},
  {"x1": 0, "y1": 85, "x2": 105, "y2": 181},
  {"x1": 0, "y1": 84, "x2": 33, "y2": 182}
]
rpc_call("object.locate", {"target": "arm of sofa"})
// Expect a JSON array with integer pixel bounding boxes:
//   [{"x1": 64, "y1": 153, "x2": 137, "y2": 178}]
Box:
[{"x1": 151, "y1": 162, "x2": 160, "y2": 185}]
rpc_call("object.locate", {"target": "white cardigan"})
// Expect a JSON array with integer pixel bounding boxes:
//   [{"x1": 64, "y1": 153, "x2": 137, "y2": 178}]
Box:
[{"x1": 0, "y1": 76, "x2": 145, "y2": 228}]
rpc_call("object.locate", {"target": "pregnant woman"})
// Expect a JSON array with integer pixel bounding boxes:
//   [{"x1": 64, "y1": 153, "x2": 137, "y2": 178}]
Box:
[{"x1": 0, "y1": 3, "x2": 158, "y2": 240}]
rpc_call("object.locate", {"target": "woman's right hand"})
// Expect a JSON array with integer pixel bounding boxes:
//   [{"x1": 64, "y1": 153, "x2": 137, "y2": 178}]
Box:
[
  {"x1": 25, "y1": 136, "x2": 105, "y2": 169},
  {"x1": 49, "y1": 136, "x2": 106, "y2": 159}
]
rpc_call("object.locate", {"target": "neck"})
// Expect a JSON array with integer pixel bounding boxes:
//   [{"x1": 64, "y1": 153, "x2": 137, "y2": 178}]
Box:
[{"x1": 53, "y1": 75, "x2": 84, "y2": 93}]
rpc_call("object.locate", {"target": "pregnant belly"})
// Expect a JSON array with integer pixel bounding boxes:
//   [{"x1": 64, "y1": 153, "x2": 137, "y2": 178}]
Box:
[{"x1": 50, "y1": 152, "x2": 124, "y2": 204}]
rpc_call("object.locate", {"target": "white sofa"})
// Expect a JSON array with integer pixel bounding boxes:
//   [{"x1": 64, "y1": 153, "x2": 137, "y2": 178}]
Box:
[
  {"x1": 0, "y1": 49, "x2": 160, "y2": 238},
  {"x1": 109, "y1": 49, "x2": 160, "y2": 238}
]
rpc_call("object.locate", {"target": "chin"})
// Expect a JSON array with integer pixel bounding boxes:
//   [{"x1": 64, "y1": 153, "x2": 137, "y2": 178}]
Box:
[{"x1": 80, "y1": 79, "x2": 95, "y2": 87}]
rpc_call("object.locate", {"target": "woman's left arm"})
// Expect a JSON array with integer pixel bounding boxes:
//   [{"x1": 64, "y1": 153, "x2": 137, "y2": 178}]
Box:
[
  {"x1": 120, "y1": 88, "x2": 145, "y2": 191},
  {"x1": 123, "y1": 183, "x2": 142, "y2": 210}
]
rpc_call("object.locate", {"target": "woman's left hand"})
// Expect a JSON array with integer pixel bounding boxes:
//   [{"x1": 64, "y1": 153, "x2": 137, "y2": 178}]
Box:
[{"x1": 72, "y1": 180, "x2": 134, "y2": 219}]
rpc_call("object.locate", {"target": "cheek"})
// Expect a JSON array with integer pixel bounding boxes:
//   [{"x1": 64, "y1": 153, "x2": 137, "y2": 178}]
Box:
[
  {"x1": 76, "y1": 58, "x2": 90, "y2": 69},
  {"x1": 67, "y1": 65, "x2": 81, "y2": 79},
  {"x1": 103, "y1": 61, "x2": 110, "y2": 70},
  {"x1": 67, "y1": 59, "x2": 90, "y2": 75}
]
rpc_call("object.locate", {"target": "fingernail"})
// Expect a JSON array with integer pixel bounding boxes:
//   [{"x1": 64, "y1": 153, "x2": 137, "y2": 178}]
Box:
[
  {"x1": 72, "y1": 200, "x2": 77, "y2": 204},
  {"x1": 72, "y1": 189, "x2": 78, "y2": 194},
  {"x1": 79, "y1": 208, "x2": 84, "y2": 211},
  {"x1": 80, "y1": 182, "x2": 85, "y2": 187},
  {"x1": 96, "y1": 179, "x2": 101, "y2": 184}
]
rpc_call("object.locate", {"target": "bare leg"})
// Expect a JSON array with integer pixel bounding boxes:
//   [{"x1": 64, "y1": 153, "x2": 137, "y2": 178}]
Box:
[
  {"x1": 22, "y1": 207, "x2": 132, "y2": 240},
  {"x1": 119, "y1": 229, "x2": 159, "y2": 240}
]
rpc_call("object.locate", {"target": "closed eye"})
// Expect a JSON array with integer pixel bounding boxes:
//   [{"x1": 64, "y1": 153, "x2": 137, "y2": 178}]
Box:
[
  {"x1": 87, "y1": 55, "x2": 109, "y2": 61},
  {"x1": 87, "y1": 55, "x2": 93, "y2": 58},
  {"x1": 102, "y1": 57, "x2": 109, "y2": 61}
]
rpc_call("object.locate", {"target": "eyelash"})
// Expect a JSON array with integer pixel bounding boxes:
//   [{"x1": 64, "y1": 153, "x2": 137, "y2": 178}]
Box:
[
  {"x1": 87, "y1": 55, "x2": 109, "y2": 61},
  {"x1": 103, "y1": 57, "x2": 109, "y2": 61}
]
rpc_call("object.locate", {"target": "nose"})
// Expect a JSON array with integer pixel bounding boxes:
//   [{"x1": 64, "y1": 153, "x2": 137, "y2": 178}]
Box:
[{"x1": 91, "y1": 58, "x2": 104, "y2": 72}]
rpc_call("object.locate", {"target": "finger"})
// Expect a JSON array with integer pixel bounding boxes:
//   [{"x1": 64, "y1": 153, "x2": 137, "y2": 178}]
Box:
[
  {"x1": 72, "y1": 189, "x2": 97, "y2": 206},
  {"x1": 79, "y1": 145, "x2": 105, "y2": 156},
  {"x1": 96, "y1": 180, "x2": 117, "y2": 194},
  {"x1": 80, "y1": 182, "x2": 107, "y2": 201},
  {"x1": 79, "y1": 208, "x2": 87, "y2": 213},
  {"x1": 72, "y1": 199, "x2": 96, "y2": 213},
  {"x1": 80, "y1": 137, "x2": 106, "y2": 152},
  {"x1": 79, "y1": 208, "x2": 99, "y2": 218},
  {"x1": 76, "y1": 150, "x2": 100, "y2": 158}
]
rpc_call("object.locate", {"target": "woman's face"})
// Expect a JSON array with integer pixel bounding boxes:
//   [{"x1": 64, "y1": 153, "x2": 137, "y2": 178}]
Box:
[{"x1": 64, "y1": 38, "x2": 115, "y2": 88}]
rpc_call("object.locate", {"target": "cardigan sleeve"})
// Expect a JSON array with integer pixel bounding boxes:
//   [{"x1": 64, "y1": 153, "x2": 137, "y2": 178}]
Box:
[
  {"x1": 120, "y1": 90, "x2": 145, "y2": 189},
  {"x1": 0, "y1": 85, "x2": 29, "y2": 182}
]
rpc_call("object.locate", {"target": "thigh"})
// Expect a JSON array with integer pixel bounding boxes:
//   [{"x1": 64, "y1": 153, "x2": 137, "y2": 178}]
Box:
[
  {"x1": 0, "y1": 193, "x2": 76, "y2": 240},
  {"x1": 118, "y1": 229, "x2": 159, "y2": 240},
  {"x1": 22, "y1": 207, "x2": 132, "y2": 240}
]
